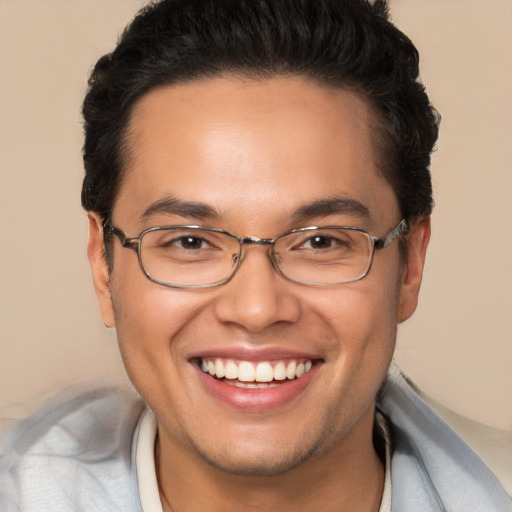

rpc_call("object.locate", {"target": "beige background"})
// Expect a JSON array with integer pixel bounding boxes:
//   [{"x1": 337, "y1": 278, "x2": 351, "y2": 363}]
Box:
[{"x1": 0, "y1": 0, "x2": 511, "y2": 430}]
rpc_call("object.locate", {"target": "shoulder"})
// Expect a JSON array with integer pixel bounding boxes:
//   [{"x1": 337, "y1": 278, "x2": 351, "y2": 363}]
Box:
[
  {"x1": 417, "y1": 384, "x2": 512, "y2": 498},
  {"x1": 377, "y1": 366, "x2": 512, "y2": 511},
  {"x1": 0, "y1": 385, "x2": 145, "y2": 512}
]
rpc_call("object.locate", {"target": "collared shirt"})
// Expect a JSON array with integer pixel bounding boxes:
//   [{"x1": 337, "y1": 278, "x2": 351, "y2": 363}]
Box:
[
  {"x1": 1, "y1": 369, "x2": 510, "y2": 511},
  {"x1": 134, "y1": 409, "x2": 393, "y2": 512}
]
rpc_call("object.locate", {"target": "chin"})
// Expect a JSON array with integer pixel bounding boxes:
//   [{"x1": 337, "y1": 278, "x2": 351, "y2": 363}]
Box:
[
  {"x1": 198, "y1": 447, "x2": 318, "y2": 477},
  {"x1": 190, "y1": 427, "x2": 329, "y2": 477}
]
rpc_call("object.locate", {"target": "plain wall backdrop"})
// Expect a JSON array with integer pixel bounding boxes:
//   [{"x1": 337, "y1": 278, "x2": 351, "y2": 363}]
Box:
[{"x1": 0, "y1": 0, "x2": 511, "y2": 430}]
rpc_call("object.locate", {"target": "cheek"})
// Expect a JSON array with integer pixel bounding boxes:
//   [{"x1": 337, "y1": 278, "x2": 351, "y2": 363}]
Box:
[
  {"x1": 110, "y1": 286, "x2": 220, "y2": 425},
  {"x1": 110, "y1": 277, "x2": 210, "y2": 375},
  {"x1": 310, "y1": 279, "x2": 399, "y2": 343},
  {"x1": 304, "y1": 267, "x2": 401, "y2": 390}
]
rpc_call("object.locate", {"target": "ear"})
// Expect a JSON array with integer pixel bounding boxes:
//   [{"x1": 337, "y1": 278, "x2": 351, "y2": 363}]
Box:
[
  {"x1": 87, "y1": 213, "x2": 115, "y2": 328},
  {"x1": 398, "y1": 216, "x2": 431, "y2": 323}
]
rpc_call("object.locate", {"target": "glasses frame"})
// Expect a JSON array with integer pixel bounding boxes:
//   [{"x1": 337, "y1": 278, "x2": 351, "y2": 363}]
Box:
[{"x1": 109, "y1": 219, "x2": 409, "y2": 289}]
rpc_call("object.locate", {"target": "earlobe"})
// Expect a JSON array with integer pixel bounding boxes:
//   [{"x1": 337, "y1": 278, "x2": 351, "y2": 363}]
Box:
[
  {"x1": 398, "y1": 216, "x2": 431, "y2": 323},
  {"x1": 87, "y1": 213, "x2": 116, "y2": 328}
]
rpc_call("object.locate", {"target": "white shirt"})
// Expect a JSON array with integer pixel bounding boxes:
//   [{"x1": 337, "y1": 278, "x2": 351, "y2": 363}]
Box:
[
  {"x1": 135, "y1": 409, "x2": 392, "y2": 512},
  {"x1": 3, "y1": 369, "x2": 509, "y2": 511}
]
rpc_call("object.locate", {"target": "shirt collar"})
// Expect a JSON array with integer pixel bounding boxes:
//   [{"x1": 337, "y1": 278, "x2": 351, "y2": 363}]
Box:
[{"x1": 134, "y1": 408, "x2": 392, "y2": 512}]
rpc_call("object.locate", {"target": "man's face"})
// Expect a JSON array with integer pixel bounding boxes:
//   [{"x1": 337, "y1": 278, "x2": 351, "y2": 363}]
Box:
[{"x1": 89, "y1": 76, "x2": 428, "y2": 475}]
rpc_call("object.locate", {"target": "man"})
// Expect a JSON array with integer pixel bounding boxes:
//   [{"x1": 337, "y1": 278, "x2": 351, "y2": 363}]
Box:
[{"x1": 1, "y1": 0, "x2": 510, "y2": 511}]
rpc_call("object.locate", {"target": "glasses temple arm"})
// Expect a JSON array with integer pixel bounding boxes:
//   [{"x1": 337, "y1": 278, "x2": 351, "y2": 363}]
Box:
[
  {"x1": 375, "y1": 219, "x2": 410, "y2": 249},
  {"x1": 110, "y1": 226, "x2": 140, "y2": 250}
]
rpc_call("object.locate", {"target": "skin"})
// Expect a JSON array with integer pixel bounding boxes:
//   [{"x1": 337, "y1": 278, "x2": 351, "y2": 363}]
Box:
[{"x1": 88, "y1": 76, "x2": 430, "y2": 512}]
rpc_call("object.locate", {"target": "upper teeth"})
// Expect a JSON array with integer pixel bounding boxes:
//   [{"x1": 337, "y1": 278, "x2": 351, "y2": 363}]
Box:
[{"x1": 200, "y1": 358, "x2": 313, "y2": 382}]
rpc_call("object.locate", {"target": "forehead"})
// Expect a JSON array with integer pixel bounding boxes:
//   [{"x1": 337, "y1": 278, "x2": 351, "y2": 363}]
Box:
[{"x1": 116, "y1": 76, "x2": 398, "y2": 230}]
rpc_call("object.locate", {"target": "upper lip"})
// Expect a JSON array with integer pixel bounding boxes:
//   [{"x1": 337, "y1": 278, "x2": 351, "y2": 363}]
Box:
[{"x1": 187, "y1": 345, "x2": 322, "y2": 363}]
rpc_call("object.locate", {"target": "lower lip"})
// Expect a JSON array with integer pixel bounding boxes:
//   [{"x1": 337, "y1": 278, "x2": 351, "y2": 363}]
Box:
[{"x1": 194, "y1": 363, "x2": 320, "y2": 412}]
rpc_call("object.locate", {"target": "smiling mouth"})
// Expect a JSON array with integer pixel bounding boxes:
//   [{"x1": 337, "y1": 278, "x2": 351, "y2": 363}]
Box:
[{"x1": 198, "y1": 357, "x2": 316, "y2": 389}]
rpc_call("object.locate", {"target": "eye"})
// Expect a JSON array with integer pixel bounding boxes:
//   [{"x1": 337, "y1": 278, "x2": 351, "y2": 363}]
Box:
[
  {"x1": 149, "y1": 230, "x2": 219, "y2": 251},
  {"x1": 299, "y1": 233, "x2": 351, "y2": 251},
  {"x1": 302, "y1": 235, "x2": 338, "y2": 250},
  {"x1": 172, "y1": 235, "x2": 210, "y2": 250}
]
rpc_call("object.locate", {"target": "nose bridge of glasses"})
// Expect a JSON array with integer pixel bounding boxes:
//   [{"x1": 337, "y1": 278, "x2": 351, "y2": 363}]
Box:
[
  {"x1": 239, "y1": 236, "x2": 274, "y2": 246},
  {"x1": 234, "y1": 237, "x2": 278, "y2": 270}
]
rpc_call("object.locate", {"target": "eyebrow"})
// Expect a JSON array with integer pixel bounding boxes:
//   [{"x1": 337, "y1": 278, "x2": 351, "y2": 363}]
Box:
[
  {"x1": 140, "y1": 196, "x2": 220, "y2": 222},
  {"x1": 139, "y1": 195, "x2": 370, "y2": 225},
  {"x1": 291, "y1": 197, "x2": 371, "y2": 224}
]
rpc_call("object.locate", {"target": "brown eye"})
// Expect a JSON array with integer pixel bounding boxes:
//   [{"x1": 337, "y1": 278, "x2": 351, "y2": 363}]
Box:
[
  {"x1": 306, "y1": 235, "x2": 335, "y2": 250},
  {"x1": 174, "y1": 236, "x2": 208, "y2": 250},
  {"x1": 298, "y1": 233, "x2": 351, "y2": 251}
]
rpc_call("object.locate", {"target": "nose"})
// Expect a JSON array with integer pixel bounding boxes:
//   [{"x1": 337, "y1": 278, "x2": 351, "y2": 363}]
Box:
[{"x1": 212, "y1": 247, "x2": 302, "y2": 332}]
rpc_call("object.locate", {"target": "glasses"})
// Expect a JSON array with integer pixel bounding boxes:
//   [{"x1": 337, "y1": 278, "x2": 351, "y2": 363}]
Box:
[{"x1": 110, "y1": 220, "x2": 409, "y2": 288}]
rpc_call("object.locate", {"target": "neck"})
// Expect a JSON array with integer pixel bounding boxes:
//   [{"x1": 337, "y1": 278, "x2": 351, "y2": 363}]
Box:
[{"x1": 156, "y1": 408, "x2": 385, "y2": 512}]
